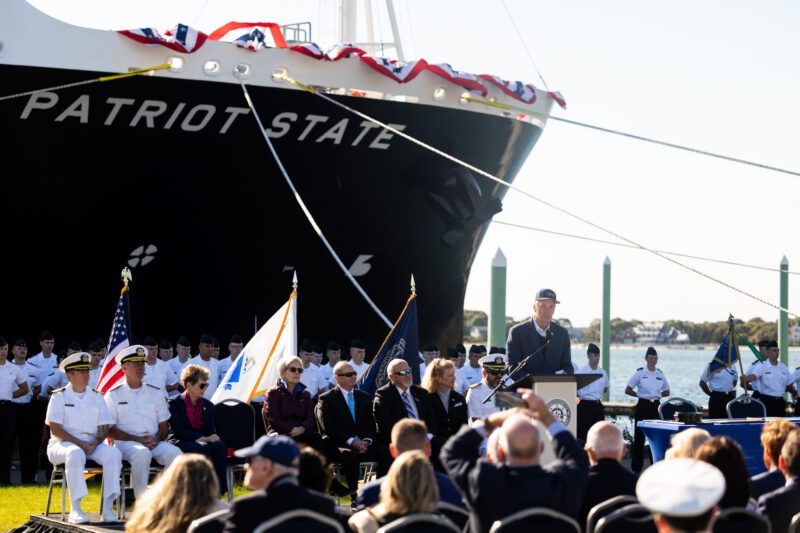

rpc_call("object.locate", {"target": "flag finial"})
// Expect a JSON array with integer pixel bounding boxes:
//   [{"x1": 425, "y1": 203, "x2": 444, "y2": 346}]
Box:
[
  {"x1": 292, "y1": 270, "x2": 298, "y2": 290},
  {"x1": 121, "y1": 267, "x2": 132, "y2": 288},
  {"x1": 410, "y1": 274, "x2": 416, "y2": 296}
]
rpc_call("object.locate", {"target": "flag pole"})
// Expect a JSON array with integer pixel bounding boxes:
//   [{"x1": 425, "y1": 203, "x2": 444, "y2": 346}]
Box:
[{"x1": 730, "y1": 314, "x2": 748, "y2": 399}]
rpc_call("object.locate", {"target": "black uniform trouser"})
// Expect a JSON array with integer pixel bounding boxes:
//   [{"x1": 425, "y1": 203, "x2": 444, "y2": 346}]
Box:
[
  {"x1": 33, "y1": 398, "x2": 52, "y2": 479},
  {"x1": 11, "y1": 402, "x2": 38, "y2": 483},
  {"x1": 0, "y1": 401, "x2": 14, "y2": 484},
  {"x1": 632, "y1": 398, "x2": 660, "y2": 473},
  {"x1": 577, "y1": 400, "x2": 605, "y2": 443},
  {"x1": 760, "y1": 394, "x2": 787, "y2": 417},
  {"x1": 708, "y1": 391, "x2": 735, "y2": 419}
]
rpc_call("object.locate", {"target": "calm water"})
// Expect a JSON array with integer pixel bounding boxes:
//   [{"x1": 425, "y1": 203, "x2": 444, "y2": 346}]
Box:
[{"x1": 570, "y1": 347, "x2": 800, "y2": 406}]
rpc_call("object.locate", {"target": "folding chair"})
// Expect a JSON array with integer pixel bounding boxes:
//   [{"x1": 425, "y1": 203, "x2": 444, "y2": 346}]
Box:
[
  {"x1": 254, "y1": 509, "x2": 345, "y2": 533},
  {"x1": 595, "y1": 503, "x2": 656, "y2": 533},
  {"x1": 44, "y1": 460, "x2": 107, "y2": 521},
  {"x1": 213, "y1": 399, "x2": 255, "y2": 502},
  {"x1": 726, "y1": 395, "x2": 767, "y2": 418},
  {"x1": 490, "y1": 507, "x2": 580, "y2": 533},
  {"x1": 658, "y1": 397, "x2": 699, "y2": 421},
  {"x1": 711, "y1": 507, "x2": 771, "y2": 533},
  {"x1": 379, "y1": 513, "x2": 460, "y2": 533},
  {"x1": 586, "y1": 495, "x2": 639, "y2": 533}
]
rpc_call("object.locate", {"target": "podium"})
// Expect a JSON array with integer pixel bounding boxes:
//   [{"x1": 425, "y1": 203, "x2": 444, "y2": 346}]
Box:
[{"x1": 506, "y1": 374, "x2": 603, "y2": 435}]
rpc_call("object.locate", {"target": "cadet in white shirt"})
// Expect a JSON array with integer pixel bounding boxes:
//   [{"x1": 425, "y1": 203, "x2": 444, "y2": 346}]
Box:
[
  {"x1": 319, "y1": 340, "x2": 342, "y2": 391},
  {"x1": 10, "y1": 339, "x2": 39, "y2": 484},
  {"x1": 187, "y1": 334, "x2": 220, "y2": 399},
  {"x1": 105, "y1": 345, "x2": 181, "y2": 498},
  {"x1": 298, "y1": 339, "x2": 323, "y2": 396},
  {"x1": 45, "y1": 353, "x2": 121, "y2": 524},
  {"x1": 457, "y1": 345, "x2": 486, "y2": 394},
  {"x1": 576, "y1": 343, "x2": 609, "y2": 442},
  {"x1": 348, "y1": 339, "x2": 370, "y2": 380},
  {"x1": 419, "y1": 343, "x2": 439, "y2": 382},
  {"x1": 742, "y1": 340, "x2": 794, "y2": 417},
  {"x1": 217, "y1": 335, "x2": 244, "y2": 379},
  {"x1": 142, "y1": 341, "x2": 180, "y2": 398},
  {"x1": 87, "y1": 343, "x2": 104, "y2": 390},
  {"x1": 169, "y1": 336, "x2": 193, "y2": 379},
  {"x1": 699, "y1": 360, "x2": 738, "y2": 419},
  {"x1": 28, "y1": 331, "x2": 58, "y2": 378},
  {"x1": 1, "y1": 337, "x2": 30, "y2": 484},
  {"x1": 625, "y1": 346, "x2": 670, "y2": 473},
  {"x1": 743, "y1": 339, "x2": 769, "y2": 397},
  {"x1": 465, "y1": 353, "x2": 507, "y2": 420}
]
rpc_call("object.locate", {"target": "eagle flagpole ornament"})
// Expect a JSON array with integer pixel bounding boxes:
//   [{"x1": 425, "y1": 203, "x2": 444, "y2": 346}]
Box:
[{"x1": 121, "y1": 267, "x2": 132, "y2": 288}]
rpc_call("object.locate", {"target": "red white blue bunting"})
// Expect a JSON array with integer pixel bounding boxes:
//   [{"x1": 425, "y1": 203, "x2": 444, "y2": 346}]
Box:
[
  {"x1": 547, "y1": 91, "x2": 567, "y2": 109},
  {"x1": 426, "y1": 63, "x2": 487, "y2": 96},
  {"x1": 118, "y1": 24, "x2": 208, "y2": 54},
  {"x1": 208, "y1": 22, "x2": 287, "y2": 50},
  {"x1": 478, "y1": 75, "x2": 537, "y2": 104},
  {"x1": 359, "y1": 55, "x2": 428, "y2": 84}
]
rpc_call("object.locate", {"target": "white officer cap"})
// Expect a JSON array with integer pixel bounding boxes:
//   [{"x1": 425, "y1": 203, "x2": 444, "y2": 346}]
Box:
[
  {"x1": 59, "y1": 352, "x2": 91, "y2": 373},
  {"x1": 636, "y1": 458, "x2": 725, "y2": 517},
  {"x1": 115, "y1": 344, "x2": 148, "y2": 366},
  {"x1": 479, "y1": 353, "x2": 508, "y2": 369}
]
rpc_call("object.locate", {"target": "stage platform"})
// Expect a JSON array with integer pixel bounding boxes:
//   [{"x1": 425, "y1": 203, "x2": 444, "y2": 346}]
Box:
[{"x1": 12, "y1": 514, "x2": 127, "y2": 533}]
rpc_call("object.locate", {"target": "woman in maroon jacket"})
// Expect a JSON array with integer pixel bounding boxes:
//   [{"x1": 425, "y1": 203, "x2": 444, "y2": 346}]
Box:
[{"x1": 263, "y1": 356, "x2": 324, "y2": 452}]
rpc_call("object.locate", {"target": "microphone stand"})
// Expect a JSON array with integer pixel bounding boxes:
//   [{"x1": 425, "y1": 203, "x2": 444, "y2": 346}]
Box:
[{"x1": 482, "y1": 339, "x2": 551, "y2": 404}]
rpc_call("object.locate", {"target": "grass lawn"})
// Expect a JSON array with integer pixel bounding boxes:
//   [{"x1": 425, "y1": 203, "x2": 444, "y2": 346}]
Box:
[{"x1": 0, "y1": 480, "x2": 253, "y2": 532}]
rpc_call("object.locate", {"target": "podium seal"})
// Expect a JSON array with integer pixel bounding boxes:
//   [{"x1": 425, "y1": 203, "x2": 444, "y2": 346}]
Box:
[{"x1": 546, "y1": 398, "x2": 572, "y2": 425}]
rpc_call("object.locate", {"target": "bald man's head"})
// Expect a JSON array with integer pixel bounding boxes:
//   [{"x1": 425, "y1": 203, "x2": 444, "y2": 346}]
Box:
[
  {"x1": 585, "y1": 421, "x2": 625, "y2": 463},
  {"x1": 499, "y1": 414, "x2": 542, "y2": 465}
]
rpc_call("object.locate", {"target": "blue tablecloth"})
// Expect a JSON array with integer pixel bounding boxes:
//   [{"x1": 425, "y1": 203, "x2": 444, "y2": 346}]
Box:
[{"x1": 638, "y1": 418, "x2": 800, "y2": 476}]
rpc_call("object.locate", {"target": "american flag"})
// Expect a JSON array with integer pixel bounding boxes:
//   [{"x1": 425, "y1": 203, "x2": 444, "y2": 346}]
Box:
[
  {"x1": 96, "y1": 286, "x2": 131, "y2": 393},
  {"x1": 118, "y1": 24, "x2": 208, "y2": 54}
]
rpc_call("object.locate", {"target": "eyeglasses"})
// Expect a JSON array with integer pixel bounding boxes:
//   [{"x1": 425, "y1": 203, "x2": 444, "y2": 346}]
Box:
[
  {"x1": 337, "y1": 372, "x2": 357, "y2": 377},
  {"x1": 198, "y1": 382, "x2": 209, "y2": 390},
  {"x1": 485, "y1": 368, "x2": 505, "y2": 375},
  {"x1": 287, "y1": 367, "x2": 304, "y2": 373},
  {"x1": 393, "y1": 369, "x2": 412, "y2": 376}
]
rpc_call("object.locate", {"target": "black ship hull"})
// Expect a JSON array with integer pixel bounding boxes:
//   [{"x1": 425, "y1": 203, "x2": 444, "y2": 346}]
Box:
[{"x1": 1, "y1": 64, "x2": 542, "y2": 352}]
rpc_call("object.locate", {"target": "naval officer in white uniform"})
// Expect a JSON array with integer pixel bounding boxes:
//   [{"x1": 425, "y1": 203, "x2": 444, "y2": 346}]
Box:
[
  {"x1": 45, "y1": 353, "x2": 121, "y2": 524},
  {"x1": 465, "y1": 353, "x2": 508, "y2": 421},
  {"x1": 105, "y1": 345, "x2": 182, "y2": 498},
  {"x1": 625, "y1": 346, "x2": 670, "y2": 473},
  {"x1": 576, "y1": 343, "x2": 609, "y2": 442}
]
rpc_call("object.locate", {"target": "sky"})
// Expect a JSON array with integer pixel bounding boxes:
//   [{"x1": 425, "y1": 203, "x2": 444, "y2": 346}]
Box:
[{"x1": 29, "y1": 0, "x2": 800, "y2": 326}]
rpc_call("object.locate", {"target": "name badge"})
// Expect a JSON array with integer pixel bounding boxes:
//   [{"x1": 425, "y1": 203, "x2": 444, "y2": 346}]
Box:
[
  {"x1": 454, "y1": 402, "x2": 463, "y2": 407},
  {"x1": 118, "y1": 401, "x2": 128, "y2": 405},
  {"x1": 65, "y1": 404, "x2": 74, "y2": 407}
]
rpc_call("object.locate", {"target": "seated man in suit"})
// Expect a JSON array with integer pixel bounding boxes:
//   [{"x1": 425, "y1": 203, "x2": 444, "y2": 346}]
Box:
[
  {"x1": 315, "y1": 361, "x2": 390, "y2": 494},
  {"x1": 506, "y1": 288, "x2": 573, "y2": 376},
  {"x1": 441, "y1": 389, "x2": 589, "y2": 533},
  {"x1": 373, "y1": 359, "x2": 437, "y2": 444},
  {"x1": 223, "y1": 435, "x2": 336, "y2": 533},
  {"x1": 579, "y1": 421, "x2": 637, "y2": 526},
  {"x1": 356, "y1": 418, "x2": 464, "y2": 510},
  {"x1": 752, "y1": 419, "x2": 797, "y2": 500},
  {"x1": 758, "y1": 429, "x2": 800, "y2": 533}
]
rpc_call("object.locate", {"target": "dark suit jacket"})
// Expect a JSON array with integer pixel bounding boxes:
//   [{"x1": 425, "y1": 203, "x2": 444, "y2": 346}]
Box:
[
  {"x1": 373, "y1": 383, "x2": 437, "y2": 443},
  {"x1": 315, "y1": 387, "x2": 377, "y2": 448},
  {"x1": 757, "y1": 476, "x2": 800, "y2": 533},
  {"x1": 429, "y1": 389, "x2": 469, "y2": 471},
  {"x1": 167, "y1": 394, "x2": 217, "y2": 443},
  {"x1": 751, "y1": 468, "x2": 785, "y2": 500},
  {"x1": 579, "y1": 459, "x2": 638, "y2": 525},
  {"x1": 506, "y1": 319, "x2": 573, "y2": 376},
  {"x1": 442, "y1": 424, "x2": 589, "y2": 533},
  {"x1": 223, "y1": 475, "x2": 336, "y2": 533},
  {"x1": 356, "y1": 471, "x2": 465, "y2": 510}
]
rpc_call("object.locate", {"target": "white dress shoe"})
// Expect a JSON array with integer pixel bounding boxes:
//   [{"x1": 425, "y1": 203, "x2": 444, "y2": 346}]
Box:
[
  {"x1": 67, "y1": 509, "x2": 90, "y2": 524},
  {"x1": 101, "y1": 509, "x2": 118, "y2": 523}
]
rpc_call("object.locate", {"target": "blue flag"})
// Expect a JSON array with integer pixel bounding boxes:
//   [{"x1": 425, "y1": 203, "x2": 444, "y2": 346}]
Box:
[
  {"x1": 706, "y1": 334, "x2": 740, "y2": 378},
  {"x1": 357, "y1": 295, "x2": 420, "y2": 396}
]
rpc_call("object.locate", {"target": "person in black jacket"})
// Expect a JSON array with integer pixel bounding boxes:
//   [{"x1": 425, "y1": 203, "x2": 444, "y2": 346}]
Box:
[
  {"x1": 422, "y1": 357, "x2": 468, "y2": 471},
  {"x1": 315, "y1": 361, "x2": 390, "y2": 493},
  {"x1": 223, "y1": 434, "x2": 336, "y2": 533},
  {"x1": 373, "y1": 359, "x2": 437, "y2": 444},
  {"x1": 758, "y1": 429, "x2": 800, "y2": 533},
  {"x1": 441, "y1": 389, "x2": 589, "y2": 533},
  {"x1": 167, "y1": 364, "x2": 228, "y2": 495},
  {"x1": 506, "y1": 288, "x2": 573, "y2": 376},
  {"x1": 751, "y1": 419, "x2": 797, "y2": 500}
]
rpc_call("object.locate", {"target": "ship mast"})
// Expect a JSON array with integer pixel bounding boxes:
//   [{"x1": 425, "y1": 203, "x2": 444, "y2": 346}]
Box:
[{"x1": 339, "y1": 0, "x2": 405, "y2": 61}]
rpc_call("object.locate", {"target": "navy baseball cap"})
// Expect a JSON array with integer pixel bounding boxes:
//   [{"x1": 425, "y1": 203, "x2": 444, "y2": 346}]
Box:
[
  {"x1": 535, "y1": 288, "x2": 560, "y2": 303},
  {"x1": 234, "y1": 435, "x2": 300, "y2": 466}
]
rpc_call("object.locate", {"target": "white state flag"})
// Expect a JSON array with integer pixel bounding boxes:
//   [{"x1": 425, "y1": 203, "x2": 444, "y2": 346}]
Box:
[{"x1": 211, "y1": 291, "x2": 297, "y2": 404}]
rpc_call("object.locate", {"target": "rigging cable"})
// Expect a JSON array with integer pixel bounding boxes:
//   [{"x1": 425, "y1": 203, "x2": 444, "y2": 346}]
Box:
[
  {"x1": 499, "y1": 0, "x2": 551, "y2": 93},
  {"x1": 277, "y1": 72, "x2": 798, "y2": 318}
]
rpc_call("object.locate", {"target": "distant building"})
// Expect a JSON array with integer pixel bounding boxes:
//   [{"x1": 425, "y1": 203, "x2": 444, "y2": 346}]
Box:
[
  {"x1": 631, "y1": 321, "x2": 690, "y2": 344},
  {"x1": 790, "y1": 322, "x2": 800, "y2": 342}
]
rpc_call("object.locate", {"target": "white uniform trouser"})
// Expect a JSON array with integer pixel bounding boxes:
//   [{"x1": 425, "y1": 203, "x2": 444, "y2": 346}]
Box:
[
  {"x1": 114, "y1": 440, "x2": 182, "y2": 497},
  {"x1": 47, "y1": 441, "x2": 122, "y2": 501}
]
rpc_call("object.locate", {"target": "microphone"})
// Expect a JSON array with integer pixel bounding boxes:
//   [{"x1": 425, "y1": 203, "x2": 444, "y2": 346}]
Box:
[{"x1": 545, "y1": 329, "x2": 553, "y2": 342}]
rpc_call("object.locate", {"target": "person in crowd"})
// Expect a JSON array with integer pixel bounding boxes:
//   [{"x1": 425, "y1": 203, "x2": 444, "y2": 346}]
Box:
[
  {"x1": 105, "y1": 345, "x2": 182, "y2": 498},
  {"x1": 127, "y1": 453, "x2": 226, "y2": 533},
  {"x1": 758, "y1": 429, "x2": 800, "y2": 533},
  {"x1": 579, "y1": 421, "x2": 637, "y2": 525},
  {"x1": 297, "y1": 447, "x2": 334, "y2": 493},
  {"x1": 455, "y1": 344, "x2": 467, "y2": 370},
  {"x1": 441, "y1": 389, "x2": 589, "y2": 533},
  {"x1": 1, "y1": 336, "x2": 30, "y2": 484},
  {"x1": 349, "y1": 339, "x2": 370, "y2": 379},
  {"x1": 419, "y1": 343, "x2": 439, "y2": 379},
  {"x1": 694, "y1": 436, "x2": 753, "y2": 510},
  {"x1": 699, "y1": 360, "x2": 737, "y2": 419},
  {"x1": 315, "y1": 361, "x2": 390, "y2": 494},
  {"x1": 576, "y1": 343, "x2": 609, "y2": 443},
  {"x1": 143, "y1": 337, "x2": 180, "y2": 398},
  {"x1": 38, "y1": 340, "x2": 79, "y2": 399},
  {"x1": 423, "y1": 358, "x2": 468, "y2": 471},
  {"x1": 158, "y1": 339, "x2": 174, "y2": 363},
  {"x1": 319, "y1": 340, "x2": 341, "y2": 391},
  {"x1": 742, "y1": 340, "x2": 768, "y2": 396},
  {"x1": 637, "y1": 458, "x2": 725, "y2": 533},
  {"x1": 356, "y1": 418, "x2": 464, "y2": 510},
  {"x1": 506, "y1": 288, "x2": 573, "y2": 376},
  {"x1": 456, "y1": 345, "x2": 484, "y2": 393},
  {"x1": 625, "y1": 346, "x2": 670, "y2": 473},
  {"x1": 374, "y1": 359, "x2": 437, "y2": 444},
  {"x1": 349, "y1": 450, "x2": 440, "y2": 533},
  {"x1": 11, "y1": 338, "x2": 39, "y2": 484},
  {"x1": 29, "y1": 330, "x2": 58, "y2": 375},
  {"x1": 263, "y1": 356, "x2": 323, "y2": 451},
  {"x1": 752, "y1": 419, "x2": 798, "y2": 499},
  {"x1": 170, "y1": 336, "x2": 193, "y2": 375},
  {"x1": 217, "y1": 335, "x2": 244, "y2": 377},
  {"x1": 212, "y1": 338, "x2": 221, "y2": 359},
  {"x1": 188, "y1": 334, "x2": 221, "y2": 398},
  {"x1": 465, "y1": 352, "x2": 507, "y2": 421},
  {"x1": 168, "y1": 364, "x2": 229, "y2": 495},
  {"x1": 45, "y1": 352, "x2": 121, "y2": 524},
  {"x1": 742, "y1": 340, "x2": 794, "y2": 417},
  {"x1": 223, "y1": 435, "x2": 336, "y2": 533},
  {"x1": 298, "y1": 339, "x2": 323, "y2": 396},
  {"x1": 664, "y1": 428, "x2": 710, "y2": 460},
  {"x1": 87, "y1": 341, "x2": 104, "y2": 389}
]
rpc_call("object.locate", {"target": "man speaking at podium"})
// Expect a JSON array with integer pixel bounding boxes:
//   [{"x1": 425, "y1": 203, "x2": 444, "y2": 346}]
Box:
[{"x1": 506, "y1": 288, "x2": 573, "y2": 377}]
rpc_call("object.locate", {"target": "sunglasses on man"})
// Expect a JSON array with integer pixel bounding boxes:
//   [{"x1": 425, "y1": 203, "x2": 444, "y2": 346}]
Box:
[
  {"x1": 337, "y1": 371, "x2": 358, "y2": 378},
  {"x1": 393, "y1": 369, "x2": 412, "y2": 376},
  {"x1": 485, "y1": 368, "x2": 505, "y2": 376}
]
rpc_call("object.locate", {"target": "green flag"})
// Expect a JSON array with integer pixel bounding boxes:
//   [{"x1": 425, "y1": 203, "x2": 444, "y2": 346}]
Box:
[{"x1": 738, "y1": 335, "x2": 765, "y2": 362}]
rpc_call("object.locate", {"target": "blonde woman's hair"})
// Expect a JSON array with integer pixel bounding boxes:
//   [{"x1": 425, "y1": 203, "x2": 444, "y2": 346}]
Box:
[
  {"x1": 665, "y1": 428, "x2": 711, "y2": 460},
  {"x1": 180, "y1": 364, "x2": 211, "y2": 388},
  {"x1": 380, "y1": 450, "x2": 438, "y2": 515},
  {"x1": 421, "y1": 358, "x2": 455, "y2": 394},
  {"x1": 126, "y1": 454, "x2": 220, "y2": 533}
]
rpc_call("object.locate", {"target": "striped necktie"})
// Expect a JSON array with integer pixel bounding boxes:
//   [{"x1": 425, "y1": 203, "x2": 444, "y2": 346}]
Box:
[{"x1": 401, "y1": 390, "x2": 417, "y2": 419}]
